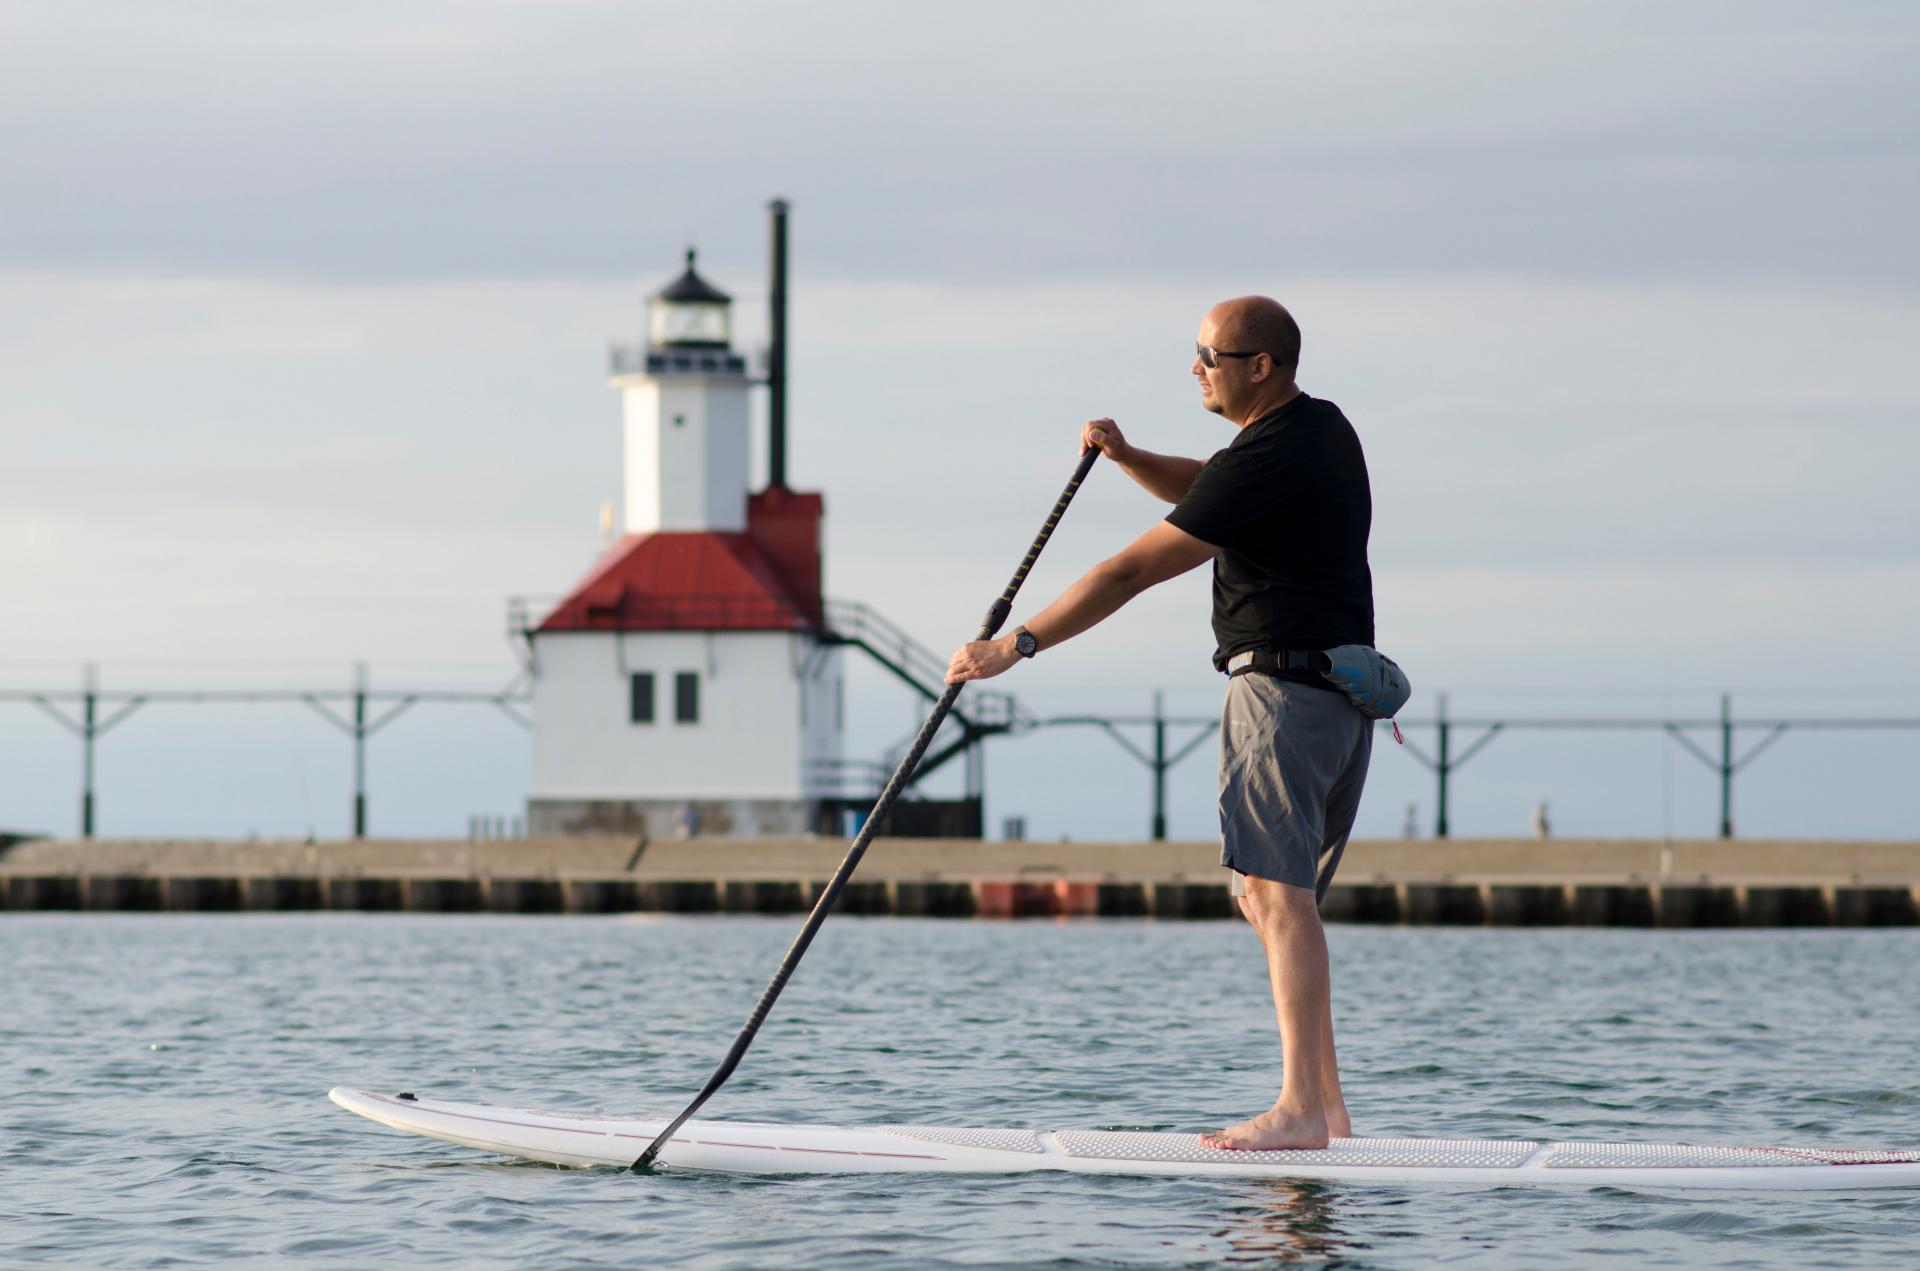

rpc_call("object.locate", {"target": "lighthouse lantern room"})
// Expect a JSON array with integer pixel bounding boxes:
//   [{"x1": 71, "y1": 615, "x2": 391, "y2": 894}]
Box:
[{"x1": 527, "y1": 224, "x2": 841, "y2": 838}]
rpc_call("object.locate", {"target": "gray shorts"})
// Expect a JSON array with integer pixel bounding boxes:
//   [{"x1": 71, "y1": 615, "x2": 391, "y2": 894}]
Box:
[{"x1": 1218, "y1": 674, "x2": 1373, "y2": 900}]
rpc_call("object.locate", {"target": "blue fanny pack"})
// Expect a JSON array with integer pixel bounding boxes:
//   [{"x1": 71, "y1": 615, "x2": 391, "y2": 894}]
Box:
[
  {"x1": 1321, "y1": 644, "x2": 1412, "y2": 721},
  {"x1": 1227, "y1": 645, "x2": 1412, "y2": 721}
]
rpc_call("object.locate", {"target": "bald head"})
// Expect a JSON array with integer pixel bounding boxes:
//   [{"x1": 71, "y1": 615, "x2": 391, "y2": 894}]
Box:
[
  {"x1": 1193, "y1": 296, "x2": 1303, "y2": 425},
  {"x1": 1206, "y1": 296, "x2": 1301, "y2": 373}
]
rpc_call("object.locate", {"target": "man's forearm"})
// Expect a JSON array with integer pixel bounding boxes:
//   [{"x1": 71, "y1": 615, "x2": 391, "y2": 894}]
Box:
[
  {"x1": 1117, "y1": 448, "x2": 1207, "y2": 503},
  {"x1": 946, "y1": 520, "x2": 1216, "y2": 685},
  {"x1": 1023, "y1": 558, "x2": 1149, "y2": 652}
]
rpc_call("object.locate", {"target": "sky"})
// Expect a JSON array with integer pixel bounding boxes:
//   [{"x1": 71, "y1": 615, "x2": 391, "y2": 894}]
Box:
[{"x1": 3, "y1": 0, "x2": 1918, "y2": 843}]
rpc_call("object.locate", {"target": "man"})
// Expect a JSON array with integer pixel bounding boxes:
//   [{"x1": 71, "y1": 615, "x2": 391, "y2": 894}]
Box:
[{"x1": 945, "y1": 295, "x2": 1376, "y2": 1151}]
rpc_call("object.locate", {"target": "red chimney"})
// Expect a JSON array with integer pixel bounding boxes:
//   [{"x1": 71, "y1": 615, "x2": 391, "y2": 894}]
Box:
[{"x1": 746, "y1": 486, "x2": 823, "y2": 626}]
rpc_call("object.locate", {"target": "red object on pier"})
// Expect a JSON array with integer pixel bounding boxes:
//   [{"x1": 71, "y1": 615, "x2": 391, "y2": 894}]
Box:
[{"x1": 975, "y1": 879, "x2": 1100, "y2": 919}]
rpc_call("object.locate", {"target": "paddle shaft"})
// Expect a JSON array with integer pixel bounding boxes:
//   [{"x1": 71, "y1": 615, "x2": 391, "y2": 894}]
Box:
[{"x1": 633, "y1": 448, "x2": 1099, "y2": 1171}]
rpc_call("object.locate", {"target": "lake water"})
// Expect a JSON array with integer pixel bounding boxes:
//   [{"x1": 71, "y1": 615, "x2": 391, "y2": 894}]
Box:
[{"x1": 3, "y1": 914, "x2": 1917, "y2": 1268}]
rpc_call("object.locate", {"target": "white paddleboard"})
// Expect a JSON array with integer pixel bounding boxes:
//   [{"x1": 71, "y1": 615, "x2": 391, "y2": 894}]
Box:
[{"x1": 329, "y1": 1088, "x2": 1920, "y2": 1190}]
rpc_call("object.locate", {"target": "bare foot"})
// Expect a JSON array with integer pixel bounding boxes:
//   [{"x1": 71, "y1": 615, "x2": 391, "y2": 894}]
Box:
[
  {"x1": 1198, "y1": 1104, "x2": 1330, "y2": 1152},
  {"x1": 1327, "y1": 1108, "x2": 1353, "y2": 1139}
]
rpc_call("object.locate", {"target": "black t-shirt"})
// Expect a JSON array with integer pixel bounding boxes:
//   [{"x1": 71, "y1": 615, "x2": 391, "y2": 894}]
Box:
[{"x1": 1164, "y1": 393, "x2": 1375, "y2": 681}]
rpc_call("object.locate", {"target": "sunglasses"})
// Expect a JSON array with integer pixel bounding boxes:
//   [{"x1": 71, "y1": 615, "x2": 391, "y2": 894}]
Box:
[{"x1": 1195, "y1": 343, "x2": 1262, "y2": 369}]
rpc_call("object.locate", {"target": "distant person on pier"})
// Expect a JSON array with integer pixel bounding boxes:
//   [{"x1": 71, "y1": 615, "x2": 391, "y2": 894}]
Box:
[{"x1": 947, "y1": 296, "x2": 1377, "y2": 1151}]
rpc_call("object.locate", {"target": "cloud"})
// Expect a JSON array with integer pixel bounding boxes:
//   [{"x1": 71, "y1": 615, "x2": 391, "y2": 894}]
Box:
[
  {"x1": 6, "y1": 267, "x2": 1916, "y2": 679},
  {"x1": 3, "y1": 2, "x2": 1914, "y2": 287}
]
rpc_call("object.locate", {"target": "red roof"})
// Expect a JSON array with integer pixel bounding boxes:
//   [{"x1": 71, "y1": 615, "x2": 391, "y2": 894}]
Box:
[{"x1": 538, "y1": 531, "x2": 814, "y2": 632}]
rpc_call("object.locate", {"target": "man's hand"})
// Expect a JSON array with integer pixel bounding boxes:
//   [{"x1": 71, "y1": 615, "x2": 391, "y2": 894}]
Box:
[
  {"x1": 1082, "y1": 419, "x2": 1205, "y2": 503},
  {"x1": 945, "y1": 635, "x2": 1021, "y2": 685},
  {"x1": 1081, "y1": 417, "x2": 1133, "y2": 463}
]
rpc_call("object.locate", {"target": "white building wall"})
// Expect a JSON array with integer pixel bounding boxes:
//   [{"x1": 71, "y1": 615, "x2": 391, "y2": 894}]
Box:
[
  {"x1": 530, "y1": 629, "x2": 837, "y2": 801},
  {"x1": 798, "y1": 644, "x2": 844, "y2": 797},
  {"x1": 699, "y1": 378, "x2": 751, "y2": 531},
  {"x1": 620, "y1": 375, "x2": 751, "y2": 534}
]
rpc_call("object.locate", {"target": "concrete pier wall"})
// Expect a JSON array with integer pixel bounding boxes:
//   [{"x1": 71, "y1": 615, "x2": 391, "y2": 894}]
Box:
[{"x1": 3, "y1": 836, "x2": 1916, "y2": 926}]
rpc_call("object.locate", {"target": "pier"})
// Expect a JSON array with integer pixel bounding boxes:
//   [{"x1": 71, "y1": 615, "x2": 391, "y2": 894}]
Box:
[{"x1": 2, "y1": 836, "x2": 1915, "y2": 926}]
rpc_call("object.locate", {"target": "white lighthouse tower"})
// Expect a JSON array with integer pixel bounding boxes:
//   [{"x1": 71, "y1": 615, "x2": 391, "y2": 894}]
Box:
[
  {"x1": 525, "y1": 244, "x2": 842, "y2": 837},
  {"x1": 620, "y1": 250, "x2": 752, "y2": 536}
]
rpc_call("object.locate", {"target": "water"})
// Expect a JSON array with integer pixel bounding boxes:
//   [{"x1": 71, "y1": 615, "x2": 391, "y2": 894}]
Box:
[{"x1": 3, "y1": 915, "x2": 1916, "y2": 1268}]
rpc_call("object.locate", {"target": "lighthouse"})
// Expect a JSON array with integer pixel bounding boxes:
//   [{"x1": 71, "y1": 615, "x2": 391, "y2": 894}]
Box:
[{"x1": 525, "y1": 228, "x2": 842, "y2": 837}]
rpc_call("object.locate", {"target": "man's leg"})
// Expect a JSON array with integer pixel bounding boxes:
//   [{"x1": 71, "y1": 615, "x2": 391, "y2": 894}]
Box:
[
  {"x1": 1202, "y1": 877, "x2": 1340, "y2": 1151},
  {"x1": 1230, "y1": 894, "x2": 1351, "y2": 1137}
]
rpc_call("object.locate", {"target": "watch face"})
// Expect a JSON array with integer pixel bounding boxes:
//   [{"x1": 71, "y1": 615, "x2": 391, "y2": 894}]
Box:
[{"x1": 1015, "y1": 631, "x2": 1038, "y2": 658}]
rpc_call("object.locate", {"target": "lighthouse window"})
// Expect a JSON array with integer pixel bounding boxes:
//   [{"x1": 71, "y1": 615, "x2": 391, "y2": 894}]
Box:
[
  {"x1": 629, "y1": 673, "x2": 655, "y2": 724},
  {"x1": 674, "y1": 671, "x2": 700, "y2": 724}
]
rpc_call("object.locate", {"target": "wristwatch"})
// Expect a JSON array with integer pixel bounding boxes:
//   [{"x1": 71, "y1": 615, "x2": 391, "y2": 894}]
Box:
[{"x1": 1013, "y1": 626, "x2": 1039, "y2": 659}]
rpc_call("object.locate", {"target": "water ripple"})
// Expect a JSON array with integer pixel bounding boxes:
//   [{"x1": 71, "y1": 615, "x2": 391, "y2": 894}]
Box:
[{"x1": 0, "y1": 915, "x2": 1915, "y2": 1268}]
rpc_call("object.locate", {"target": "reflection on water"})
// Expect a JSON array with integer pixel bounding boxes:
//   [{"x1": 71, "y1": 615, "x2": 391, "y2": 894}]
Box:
[{"x1": 1219, "y1": 1179, "x2": 1357, "y2": 1266}]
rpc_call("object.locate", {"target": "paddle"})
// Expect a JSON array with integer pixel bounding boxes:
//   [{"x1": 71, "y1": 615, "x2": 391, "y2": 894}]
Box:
[{"x1": 633, "y1": 446, "x2": 1100, "y2": 1171}]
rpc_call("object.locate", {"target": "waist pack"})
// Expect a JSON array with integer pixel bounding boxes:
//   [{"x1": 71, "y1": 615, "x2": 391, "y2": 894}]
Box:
[
  {"x1": 1228, "y1": 644, "x2": 1412, "y2": 721},
  {"x1": 1321, "y1": 644, "x2": 1412, "y2": 721}
]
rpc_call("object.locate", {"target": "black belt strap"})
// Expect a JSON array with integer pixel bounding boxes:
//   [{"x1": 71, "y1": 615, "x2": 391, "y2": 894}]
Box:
[{"x1": 1228, "y1": 649, "x2": 1331, "y2": 678}]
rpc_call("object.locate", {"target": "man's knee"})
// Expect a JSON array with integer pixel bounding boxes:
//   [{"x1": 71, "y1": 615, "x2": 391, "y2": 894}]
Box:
[{"x1": 1241, "y1": 876, "x2": 1320, "y2": 928}]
